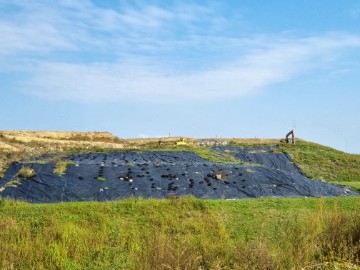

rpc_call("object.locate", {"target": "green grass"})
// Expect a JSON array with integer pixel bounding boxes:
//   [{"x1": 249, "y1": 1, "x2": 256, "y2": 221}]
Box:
[
  {"x1": 279, "y1": 140, "x2": 360, "y2": 183},
  {"x1": 191, "y1": 147, "x2": 246, "y2": 164},
  {"x1": 138, "y1": 146, "x2": 247, "y2": 165},
  {"x1": 0, "y1": 196, "x2": 359, "y2": 269},
  {"x1": 3, "y1": 179, "x2": 20, "y2": 188},
  {"x1": 17, "y1": 166, "x2": 36, "y2": 178},
  {"x1": 333, "y1": 181, "x2": 360, "y2": 193},
  {"x1": 53, "y1": 161, "x2": 75, "y2": 176}
]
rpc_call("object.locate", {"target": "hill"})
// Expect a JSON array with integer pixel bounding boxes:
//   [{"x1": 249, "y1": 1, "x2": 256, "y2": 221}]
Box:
[
  {"x1": 1, "y1": 131, "x2": 360, "y2": 269},
  {"x1": 1, "y1": 130, "x2": 359, "y2": 183},
  {"x1": 0, "y1": 131, "x2": 359, "y2": 202}
]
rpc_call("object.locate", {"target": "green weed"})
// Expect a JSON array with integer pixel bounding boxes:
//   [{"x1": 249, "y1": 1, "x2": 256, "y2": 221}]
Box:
[
  {"x1": 53, "y1": 161, "x2": 75, "y2": 176},
  {"x1": 3, "y1": 179, "x2": 20, "y2": 188},
  {"x1": 17, "y1": 166, "x2": 35, "y2": 178}
]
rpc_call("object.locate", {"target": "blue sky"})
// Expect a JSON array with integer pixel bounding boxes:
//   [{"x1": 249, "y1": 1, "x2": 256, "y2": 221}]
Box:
[{"x1": 1, "y1": 0, "x2": 360, "y2": 153}]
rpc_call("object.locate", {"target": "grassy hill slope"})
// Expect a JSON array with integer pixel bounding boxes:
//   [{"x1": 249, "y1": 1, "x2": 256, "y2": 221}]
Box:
[
  {"x1": 278, "y1": 140, "x2": 360, "y2": 192},
  {"x1": 1, "y1": 196, "x2": 359, "y2": 269}
]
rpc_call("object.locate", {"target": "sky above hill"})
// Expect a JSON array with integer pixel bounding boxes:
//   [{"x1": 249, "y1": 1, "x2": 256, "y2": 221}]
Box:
[{"x1": 1, "y1": 0, "x2": 360, "y2": 153}]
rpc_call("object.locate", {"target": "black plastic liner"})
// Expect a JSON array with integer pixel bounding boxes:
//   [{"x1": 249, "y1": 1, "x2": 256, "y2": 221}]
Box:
[{"x1": 0, "y1": 146, "x2": 356, "y2": 203}]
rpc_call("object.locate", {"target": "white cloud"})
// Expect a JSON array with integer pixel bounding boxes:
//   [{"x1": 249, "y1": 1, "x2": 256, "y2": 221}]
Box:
[
  {"x1": 0, "y1": 1, "x2": 218, "y2": 55},
  {"x1": 1, "y1": 1, "x2": 360, "y2": 103},
  {"x1": 23, "y1": 33, "x2": 360, "y2": 103}
]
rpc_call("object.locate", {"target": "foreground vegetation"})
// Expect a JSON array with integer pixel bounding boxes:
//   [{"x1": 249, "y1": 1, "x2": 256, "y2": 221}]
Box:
[{"x1": 1, "y1": 196, "x2": 359, "y2": 269}]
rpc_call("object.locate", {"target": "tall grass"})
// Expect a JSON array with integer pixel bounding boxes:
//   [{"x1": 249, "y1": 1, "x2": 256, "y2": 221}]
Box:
[{"x1": 0, "y1": 197, "x2": 359, "y2": 269}]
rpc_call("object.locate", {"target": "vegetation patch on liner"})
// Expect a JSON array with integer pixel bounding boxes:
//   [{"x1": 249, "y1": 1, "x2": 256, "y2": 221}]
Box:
[
  {"x1": 3, "y1": 179, "x2": 20, "y2": 188},
  {"x1": 17, "y1": 167, "x2": 35, "y2": 178},
  {"x1": 53, "y1": 161, "x2": 75, "y2": 176}
]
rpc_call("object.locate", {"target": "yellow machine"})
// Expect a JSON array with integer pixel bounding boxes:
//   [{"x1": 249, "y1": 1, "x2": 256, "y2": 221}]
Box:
[{"x1": 176, "y1": 138, "x2": 188, "y2": 146}]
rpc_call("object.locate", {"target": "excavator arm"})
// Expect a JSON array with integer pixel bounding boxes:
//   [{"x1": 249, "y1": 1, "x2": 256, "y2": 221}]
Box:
[{"x1": 285, "y1": 129, "x2": 295, "y2": 145}]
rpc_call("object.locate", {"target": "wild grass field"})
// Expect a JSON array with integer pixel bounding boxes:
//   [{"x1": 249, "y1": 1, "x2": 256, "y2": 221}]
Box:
[
  {"x1": 1, "y1": 131, "x2": 360, "y2": 269},
  {"x1": 1, "y1": 196, "x2": 359, "y2": 269}
]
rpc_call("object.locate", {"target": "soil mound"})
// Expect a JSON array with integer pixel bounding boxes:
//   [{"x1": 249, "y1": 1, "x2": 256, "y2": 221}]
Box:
[{"x1": 0, "y1": 146, "x2": 356, "y2": 202}]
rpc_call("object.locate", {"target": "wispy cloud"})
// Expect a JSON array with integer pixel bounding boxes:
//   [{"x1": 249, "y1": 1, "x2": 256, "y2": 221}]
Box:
[
  {"x1": 1, "y1": 1, "x2": 360, "y2": 102},
  {"x1": 23, "y1": 33, "x2": 360, "y2": 102},
  {"x1": 0, "y1": 0, "x2": 217, "y2": 55}
]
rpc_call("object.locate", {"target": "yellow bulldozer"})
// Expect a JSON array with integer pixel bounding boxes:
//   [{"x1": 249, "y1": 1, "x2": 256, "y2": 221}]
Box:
[{"x1": 176, "y1": 138, "x2": 191, "y2": 146}]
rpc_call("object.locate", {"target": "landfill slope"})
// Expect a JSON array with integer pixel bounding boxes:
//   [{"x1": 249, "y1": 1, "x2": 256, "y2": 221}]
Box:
[{"x1": 0, "y1": 146, "x2": 356, "y2": 203}]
